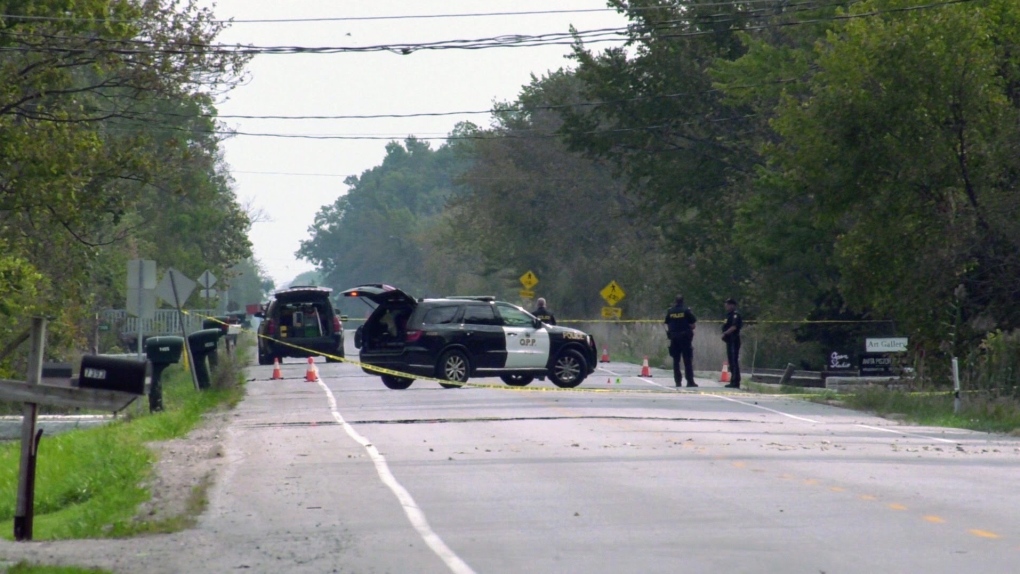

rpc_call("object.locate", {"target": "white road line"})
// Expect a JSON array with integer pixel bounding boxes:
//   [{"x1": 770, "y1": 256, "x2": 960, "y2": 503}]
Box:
[
  {"x1": 710, "y1": 393, "x2": 821, "y2": 423},
  {"x1": 595, "y1": 367, "x2": 962, "y2": 442},
  {"x1": 316, "y1": 380, "x2": 476, "y2": 574},
  {"x1": 855, "y1": 423, "x2": 959, "y2": 444},
  {"x1": 597, "y1": 366, "x2": 820, "y2": 423}
]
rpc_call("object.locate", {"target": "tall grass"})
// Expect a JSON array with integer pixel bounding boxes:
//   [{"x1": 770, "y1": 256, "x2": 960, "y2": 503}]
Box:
[
  {"x1": 0, "y1": 343, "x2": 246, "y2": 540},
  {"x1": 830, "y1": 387, "x2": 1020, "y2": 434}
]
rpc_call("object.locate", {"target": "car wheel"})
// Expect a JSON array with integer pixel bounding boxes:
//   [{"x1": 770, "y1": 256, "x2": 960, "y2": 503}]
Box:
[
  {"x1": 549, "y1": 349, "x2": 587, "y2": 388},
  {"x1": 500, "y1": 374, "x2": 534, "y2": 387},
  {"x1": 437, "y1": 350, "x2": 469, "y2": 388},
  {"x1": 257, "y1": 349, "x2": 270, "y2": 366},
  {"x1": 381, "y1": 375, "x2": 414, "y2": 390}
]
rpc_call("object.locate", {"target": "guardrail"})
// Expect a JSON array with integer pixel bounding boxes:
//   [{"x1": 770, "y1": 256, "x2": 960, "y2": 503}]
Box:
[{"x1": 101, "y1": 309, "x2": 218, "y2": 338}]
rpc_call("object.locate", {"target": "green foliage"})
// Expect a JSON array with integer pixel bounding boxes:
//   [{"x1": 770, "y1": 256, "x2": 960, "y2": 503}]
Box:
[
  {"x1": 837, "y1": 388, "x2": 1020, "y2": 434},
  {"x1": 0, "y1": 0, "x2": 253, "y2": 369},
  {"x1": 723, "y1": 0, "x2": 1020, "y2": 353},
  {"x1": 297, "y1": 137, "x2": 469, "y2": 297},
  {"x1": 0, "y1": 362, "x2": 244, "y2": 540}
]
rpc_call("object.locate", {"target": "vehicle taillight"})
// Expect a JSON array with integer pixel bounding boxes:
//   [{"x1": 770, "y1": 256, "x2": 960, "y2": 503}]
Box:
[
  {"x1": 266, "y1": 319, "x2": 276, "y2": 336},
  {"x1": 406, "y1": 330, "x2": 423, "y2": 343},
  {"x1": 333, "y1": 315, "x2": 342, "y2": 333}
]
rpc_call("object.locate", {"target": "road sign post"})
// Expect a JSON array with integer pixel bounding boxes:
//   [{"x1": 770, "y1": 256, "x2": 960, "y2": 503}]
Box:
[
  {"x1": 197, "y1": 270, "x2": 217, "y2": 312},
  {"x1": 157, "y1": 268, "x2": 200, "y2": 391},
  {"x1": 13, "y1": 317, "x2": 44, "y2": 541},
  {"x1": 127, "y1": 259, "x2": 157, "y2": 361}
]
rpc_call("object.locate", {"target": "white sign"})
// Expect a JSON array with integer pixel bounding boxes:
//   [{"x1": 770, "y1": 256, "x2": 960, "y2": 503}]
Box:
[
  {"x1": 197, "y1": 270, "x2": 217, "y2": 289},
  {"x1": 126, "y1": 290, "x2": 156, "y2": 320},
  {"x1": 126, "y1": 260, "x2": 157, "y2": 290},
  {"x1": 156, "y1": 268, "x2": 197, "y2": 308},
  {"x1": 126, "y1": 259, "x2": 157, "y2": 319},
  {"x1": 866, "y1": 337, "x2": 908, "y2": 353}
]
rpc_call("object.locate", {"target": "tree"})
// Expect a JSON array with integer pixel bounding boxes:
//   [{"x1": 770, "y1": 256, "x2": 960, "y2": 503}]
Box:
[
  {"x1": 297, "y1": 138, "x2": 468, "y2": 296},
  {"x1": 0, "y1": 0, "x2": 253, "y2": 369},
  {"x1": 725, "y1": 0, "x2": 1020, "y2": 351}
]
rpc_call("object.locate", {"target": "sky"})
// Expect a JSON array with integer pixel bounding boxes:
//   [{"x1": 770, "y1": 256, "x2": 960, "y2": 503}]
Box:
[{"x1": 201, "y1": 1, "x2": 630, "y2": 288}]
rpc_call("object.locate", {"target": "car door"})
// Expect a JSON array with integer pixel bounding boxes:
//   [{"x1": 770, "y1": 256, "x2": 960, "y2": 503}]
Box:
[
  {"x1": 496, "y1": 303, "x2": 550, "y2": 369},
  {"x1": 458, "y1": 304, "x2": 506, "y2": 369}
]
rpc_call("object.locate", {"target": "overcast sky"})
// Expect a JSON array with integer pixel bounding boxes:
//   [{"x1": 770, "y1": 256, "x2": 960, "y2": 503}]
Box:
[{"x1": 202, "y1": 1, "x2": 629, "y2": 288}]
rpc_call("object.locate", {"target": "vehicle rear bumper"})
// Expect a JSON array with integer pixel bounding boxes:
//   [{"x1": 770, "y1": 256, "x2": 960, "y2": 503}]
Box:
[{"x1": 266, "y1": 335, "x2": 343, "y2": 358}]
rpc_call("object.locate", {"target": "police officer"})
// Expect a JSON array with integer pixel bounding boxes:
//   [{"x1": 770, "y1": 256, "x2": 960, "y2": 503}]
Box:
[
  {"x1": 532, "y1": 297, "x2": 556, "y2": 325},
  {"x1": 664, "y1": 295, "x2": 697, "y2": 387},
  {"x1": 721, "y1": 298, "x2": 743, "y2": 389}
]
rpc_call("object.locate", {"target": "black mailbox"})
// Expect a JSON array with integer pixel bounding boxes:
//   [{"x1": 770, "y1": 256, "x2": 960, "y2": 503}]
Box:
[
  {"x1": 146, "y1": 336, "x2": 185, "y2": 364},
  {"x1": 188, "y1": 328, "x2": 222, "y2": 390},
  {"x1": 203, "y1": 317, "x2": 231, "y2": 336},
  {"x1": 79, "y1": 355, "x2": 151, "y2": 396},
  {"x1": 145, "y1": 336, "x2": 185, "y2": 412}
]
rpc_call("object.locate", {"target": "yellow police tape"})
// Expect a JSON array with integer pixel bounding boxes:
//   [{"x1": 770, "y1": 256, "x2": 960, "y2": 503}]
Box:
[
  {"x1": 194, "y1": 312, "x2": 965, "y2": 399},
  {"x1": 187, "y1": 311, "x2": 760, "y2": 396}
]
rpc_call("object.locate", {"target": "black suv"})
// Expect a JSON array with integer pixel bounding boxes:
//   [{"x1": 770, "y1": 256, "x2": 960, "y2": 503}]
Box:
[
  {"x1": 342, "y1": 284, "x2": 597, "y2": 390},
  {"x1": 256, "y1": 286, "x2": 346, "y2": 364}
]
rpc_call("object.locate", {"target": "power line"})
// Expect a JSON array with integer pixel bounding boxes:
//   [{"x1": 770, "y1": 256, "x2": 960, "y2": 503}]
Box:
[
  {"x1": 0, "y1": 1, "x2": 972, "y2": 57},
  {"x1": 0, "y1": 1, "x2": 848, "y2": 25}
]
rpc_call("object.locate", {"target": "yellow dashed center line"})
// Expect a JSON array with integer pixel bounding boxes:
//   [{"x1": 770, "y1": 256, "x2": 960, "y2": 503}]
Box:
[
  {"x1": 803, "y1": 479, "x2": 819, "y2": 486},
  {"x1": 888, "y1": 503, "x2": 908, "y2": 511},
  {"x1": 859, "y1": 495, "x2": 877, "y2": 501},
  {"x1": 829, "y1": 486, "x2": 846, "y2": 493},
  {"x1": 969, "y1": 529, "x2": 1001, "y2": 539},
  {"x1": 731, "y1": 461, "x2": 746, "y2": 468},
  {"x1": 923, "y1": 515, "x2": 946, "y2": 524}
]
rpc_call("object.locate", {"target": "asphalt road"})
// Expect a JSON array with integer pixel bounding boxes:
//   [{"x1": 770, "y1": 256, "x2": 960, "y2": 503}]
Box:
[
  {"x1": 200, "y1": 351, "x2": 1020, "y2": 573},
  {"x1": 5, "y1": 347, "x2": 1020, "y2": 573}
]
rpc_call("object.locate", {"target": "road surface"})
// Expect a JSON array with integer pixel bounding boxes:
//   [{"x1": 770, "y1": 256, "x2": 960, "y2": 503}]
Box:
[{"x1": 3, "y1": 347, "x2": 1019, "y2": 573}]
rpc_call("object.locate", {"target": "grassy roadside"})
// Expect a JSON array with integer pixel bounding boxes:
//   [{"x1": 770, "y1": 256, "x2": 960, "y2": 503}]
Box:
[
  {"x1": 745, "y1": 381, "x2": 1020, "y2": 434},
  {"x1": 0, "y1": 342, "x2": 248, "y2": 541}
]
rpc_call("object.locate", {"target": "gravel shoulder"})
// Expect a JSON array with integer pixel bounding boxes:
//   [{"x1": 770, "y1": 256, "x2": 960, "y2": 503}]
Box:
[{"x1": 0, "y1": 409, "x2": 232, "y2": 571}]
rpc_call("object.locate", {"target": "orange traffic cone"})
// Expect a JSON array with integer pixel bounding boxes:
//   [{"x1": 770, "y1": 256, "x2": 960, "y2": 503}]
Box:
[
  {"x1": 271, "y1": 358, "x2": 283, "y2": 380},
  {"x1": 640, "y1": 356, "x2": 652, "y2": 377},
  {"x1": 600, "y1": 348, "x2": 610, "y2": 363},
  {"x1": 720, "y1": 362, "x2": 731, "y2": 383},
  {"x1": 305, "y1": 357, "x2": 319, "y2": 382}
]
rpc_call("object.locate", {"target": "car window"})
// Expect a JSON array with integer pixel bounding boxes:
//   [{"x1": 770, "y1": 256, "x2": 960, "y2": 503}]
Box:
[
  {"x1": 423, "y1": 306, "x2": 460, "y2": 325},
  {"x1": 497, "y1": 304, "x2": 535, "y2": 327},
  {"x1": 462, "y1": 304, "x2": 498, "y2": 326}
]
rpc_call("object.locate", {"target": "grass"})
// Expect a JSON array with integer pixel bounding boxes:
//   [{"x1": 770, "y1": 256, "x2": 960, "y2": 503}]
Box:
[
  {"x1": 742, "y1": 380, "x2": 1020, "y2": 433},
  {"x1": 826, "y1": 387, "x2": 1020, "y2": 434},
  {"x1": 0, "y1": 342, "x2": 248, "y2": 541},
  {"x1": 4, "y1": 563, "x2": 110, "y2": 574}
]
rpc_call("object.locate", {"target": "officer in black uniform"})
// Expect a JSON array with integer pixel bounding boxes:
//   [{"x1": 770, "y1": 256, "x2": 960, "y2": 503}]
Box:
[
  {"x1": 664, "y1": 295, "x2": 697, "y2": 387},
  {"x1": 721, "y1": 298, "x2": 743, "y2": 389},
  {"x1": 532, "y1": 297, "x2": 556, "y2": 325}
]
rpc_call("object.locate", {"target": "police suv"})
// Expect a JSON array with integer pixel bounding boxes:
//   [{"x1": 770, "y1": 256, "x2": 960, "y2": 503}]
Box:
[{"x1": 342, "y1": 285, "x2": 598, "y2": 390}]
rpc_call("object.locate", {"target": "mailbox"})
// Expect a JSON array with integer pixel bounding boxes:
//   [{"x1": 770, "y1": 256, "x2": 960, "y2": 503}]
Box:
[
  {"x1": 145, "y1": 336, "x2": 185, "y2": 365},
  {"x1": 145, "y1": 336, "x2": 185, "y2": 412},
  {"x1": 79, "y1": 355, "x2": 151, "y2": 396},
  {"x1": 203, "y1": 317, "x2": 231, "y2": 336},
  {"x1": 188, "y1": 328, "x2": 222, "y2": 390}
]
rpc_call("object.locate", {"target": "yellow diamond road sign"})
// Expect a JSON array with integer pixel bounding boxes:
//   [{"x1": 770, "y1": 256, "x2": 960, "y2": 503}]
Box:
[
  {"x1": 600, "y1": 281, "x2": 625, "y2": 306},
  {"x1": 520, "y1": 271, "x2": 539, "y2": 289}
]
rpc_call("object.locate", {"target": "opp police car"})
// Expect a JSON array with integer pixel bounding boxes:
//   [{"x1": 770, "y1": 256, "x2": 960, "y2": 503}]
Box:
[{"x1": 342, "y1": 284, "x2": 598, "y2": 390}]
